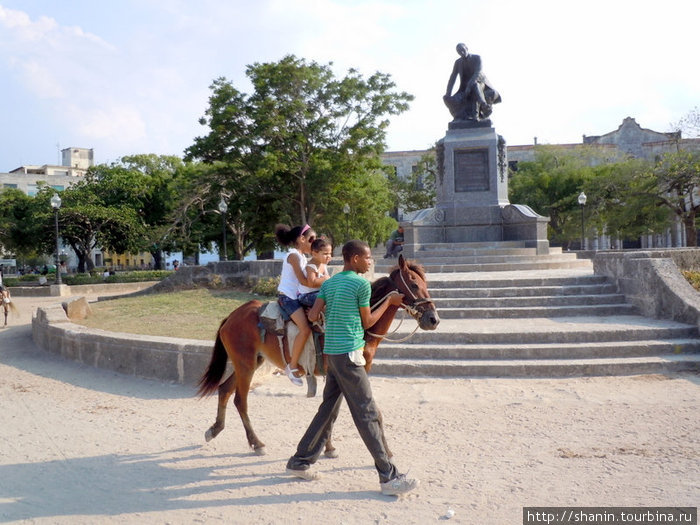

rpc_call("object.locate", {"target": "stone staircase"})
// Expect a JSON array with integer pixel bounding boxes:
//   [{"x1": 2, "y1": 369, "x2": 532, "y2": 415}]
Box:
[
  {"x1": 369, "y1": 242, "x2": 700, "y2": 377},
  {"x1": 373, "y1": 241, "x2": 591, "y2": 273}
]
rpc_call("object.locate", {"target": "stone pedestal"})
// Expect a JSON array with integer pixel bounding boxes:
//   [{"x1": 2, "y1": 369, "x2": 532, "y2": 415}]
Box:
[{"x1": 402, "y1": 124, "x2": 550, "y2": 255}]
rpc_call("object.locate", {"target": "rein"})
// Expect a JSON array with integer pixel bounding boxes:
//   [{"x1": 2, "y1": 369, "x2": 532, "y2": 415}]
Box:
[{"x1": 366, "y1": 269, "x2": 434, "y2": 343}]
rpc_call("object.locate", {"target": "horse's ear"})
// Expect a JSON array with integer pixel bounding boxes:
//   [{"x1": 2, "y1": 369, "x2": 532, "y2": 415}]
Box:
[{"x1": 398, "y1": 253, "x2": 406, "y2": 269}]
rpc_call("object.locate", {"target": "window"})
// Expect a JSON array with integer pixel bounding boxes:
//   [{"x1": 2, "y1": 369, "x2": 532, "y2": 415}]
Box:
[{"x1": 412, "y1": 165, "x2": 424, "y2": 190}]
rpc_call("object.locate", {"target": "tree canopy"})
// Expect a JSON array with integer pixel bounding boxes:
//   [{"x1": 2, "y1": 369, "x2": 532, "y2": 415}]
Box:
[{"x1": 184, "y1": 55, "x2": 412, "y2": 253}]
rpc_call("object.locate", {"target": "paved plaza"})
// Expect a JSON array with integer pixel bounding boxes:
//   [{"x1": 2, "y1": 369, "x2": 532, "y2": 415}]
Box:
[{"x1": 0, "y1": 294, "x2": 698, "y2": 524}]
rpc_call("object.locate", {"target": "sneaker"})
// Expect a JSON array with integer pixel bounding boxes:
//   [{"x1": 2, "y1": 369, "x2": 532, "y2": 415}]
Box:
[
  {"x1": 286, "y1": 467, "x2": 320, "y2": 481},
  {"x1": 380, "y1": 473, "x2": 419, "y2": 496},
  {"x1": 285, "y1": 364, "x2": 303, "y2": 387}
]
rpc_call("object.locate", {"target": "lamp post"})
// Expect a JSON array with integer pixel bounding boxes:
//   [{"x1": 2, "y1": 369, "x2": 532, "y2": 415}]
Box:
[
  {"x1": 578, "y1": 191, "x2": 587, "y2": 251},
  {"x1": 50, "y1": 193, "x2": 62, "y2": 285},
  {"x1": 343, "y1": 204, "x2": 350, "y2": 241},
  {"x1": 218, "y1": 197, "x2": 228, "y2": 261}
]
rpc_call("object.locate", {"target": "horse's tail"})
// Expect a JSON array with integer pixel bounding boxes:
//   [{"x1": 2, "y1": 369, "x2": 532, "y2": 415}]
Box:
[{"x1": 197, "y1": 318, "x2": 230, "y2": 398}]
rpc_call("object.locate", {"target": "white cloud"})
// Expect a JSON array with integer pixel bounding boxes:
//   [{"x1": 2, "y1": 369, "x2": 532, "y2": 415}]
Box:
[
  {"x1": 76, "y1": 105, "x2": 147, "y2": 143},
  {"x1": 0, "y1": 0, "x2": 698, "y2": 169}
]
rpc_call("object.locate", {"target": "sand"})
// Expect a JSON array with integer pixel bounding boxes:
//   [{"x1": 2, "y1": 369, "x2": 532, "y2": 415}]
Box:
[{"x1": 0, "y1": 295, "x2": 698, "y2": 524}]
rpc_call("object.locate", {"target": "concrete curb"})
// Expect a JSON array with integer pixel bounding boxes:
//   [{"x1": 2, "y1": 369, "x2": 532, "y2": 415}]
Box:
[
  {"x1": 10, "y1": 281, "x2": 158, "y2": 297},
  {"x1": 31, "y1": 303, "x2": 217, "y2": 386}
]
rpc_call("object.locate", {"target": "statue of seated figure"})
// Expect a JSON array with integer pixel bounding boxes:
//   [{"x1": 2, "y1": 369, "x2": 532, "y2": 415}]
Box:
[{"x1": 443, "y1": 43, "x2": 502, "y2": 122}]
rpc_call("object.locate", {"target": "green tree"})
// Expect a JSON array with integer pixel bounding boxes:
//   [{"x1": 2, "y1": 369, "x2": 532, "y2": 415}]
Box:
[
  {"x1": 37, "y1": 175, "x2": 145, "y2": 273},
  {"x1": 0, "y1": 188, "x2": 42, "y2": 260},
  {"x1": 186, "y1": 56, "x2": 413, "y2": 249},
  {"x1": 644, "y1": 150, "x2": 700, "y2": 246},
  {"x1": 387, "y1": 150, "x2": 437, "y2": 218},
  {"x1": 582, "y1": 160, "x2": 668, "y2": 245},
  {"x1": 107, "y1": 154, "x2": 183, "y2": 269},
  {"x1": 509, "y1": 146, "x2": 603, "y2": 246}
]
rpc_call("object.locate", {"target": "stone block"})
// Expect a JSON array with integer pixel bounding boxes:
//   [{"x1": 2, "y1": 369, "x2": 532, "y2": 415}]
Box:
[{"x1": 62, "y1": 296, "x2": 93, "y2": 320}]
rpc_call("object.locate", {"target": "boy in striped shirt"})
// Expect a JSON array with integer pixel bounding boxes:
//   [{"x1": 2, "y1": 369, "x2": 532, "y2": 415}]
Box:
[{"x1": 286, "y1": 240, "x2": 419, "y2": 496}]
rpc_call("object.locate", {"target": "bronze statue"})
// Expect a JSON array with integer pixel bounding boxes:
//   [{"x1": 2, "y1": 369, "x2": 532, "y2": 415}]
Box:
[{"x1": 444, "y1": 43, "x2": 501, "y2": 122}]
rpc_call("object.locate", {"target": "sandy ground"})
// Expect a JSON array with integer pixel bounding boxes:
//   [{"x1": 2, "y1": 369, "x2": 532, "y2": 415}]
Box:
[{"x1": 0, "y1": 295, "x2": 698, "y2": 524}]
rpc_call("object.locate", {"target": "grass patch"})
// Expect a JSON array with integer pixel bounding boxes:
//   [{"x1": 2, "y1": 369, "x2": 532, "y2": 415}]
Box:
[
  {"x1": 74, "y1": 288, "x2": 266, "y2": 340},
  {"x1": 682, "y1": 270, "x2": 700, "y2": 292}
]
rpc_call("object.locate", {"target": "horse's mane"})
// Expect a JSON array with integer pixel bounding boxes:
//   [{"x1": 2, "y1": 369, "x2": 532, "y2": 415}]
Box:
[{"x1": 370, "y1": 260, "x2": 426, "y2": 305}]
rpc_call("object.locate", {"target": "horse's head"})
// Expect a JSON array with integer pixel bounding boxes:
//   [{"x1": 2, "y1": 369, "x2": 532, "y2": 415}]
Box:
[{"x1": 389, "y1": 254, "x2": 440, "y2": 330}]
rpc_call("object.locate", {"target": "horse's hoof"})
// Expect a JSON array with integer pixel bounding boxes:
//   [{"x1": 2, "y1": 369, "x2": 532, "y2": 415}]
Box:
[
  {"x1": 324, "y1": 448, "x2": 339, "y2": 459},
  {"x1": 204, "y1": 429, "x2": 214, "y2": 442},
  {"x1": 254, "y1": 446, "x2": 266, "y2": 456}
]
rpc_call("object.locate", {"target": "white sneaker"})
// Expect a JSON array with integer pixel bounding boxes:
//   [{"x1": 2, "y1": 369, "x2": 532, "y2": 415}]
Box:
[
  {"x1": 286, "y1": 467, "x2": 320, "y2": 480},
  {"x1": 380, "y1": 473, "x2": 419, "y2": 496},
  {"x1": 285, "y1": 364, "x2": 303, "y2": 387}
]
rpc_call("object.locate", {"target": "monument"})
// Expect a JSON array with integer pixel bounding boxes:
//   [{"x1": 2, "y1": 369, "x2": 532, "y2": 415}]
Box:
[{"x1": 401, "y1": 43, "x2": 550, "y2": 256}]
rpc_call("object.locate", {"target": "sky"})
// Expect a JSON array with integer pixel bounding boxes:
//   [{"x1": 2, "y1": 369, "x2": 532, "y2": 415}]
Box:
[{"x1": 1, "y1": 0, "x2": 698, "y2": 171}]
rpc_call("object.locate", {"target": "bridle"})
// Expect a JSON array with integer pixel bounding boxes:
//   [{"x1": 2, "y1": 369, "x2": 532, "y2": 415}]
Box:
[
  {"x1": 393, "y1": 265, "x2": 435, "y2": 319},
  {"x1": 366, "y1": 266, "x2": 435, "y2": 342}
]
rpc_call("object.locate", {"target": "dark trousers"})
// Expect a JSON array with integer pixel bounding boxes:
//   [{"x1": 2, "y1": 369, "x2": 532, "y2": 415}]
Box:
[
  {"x1": 287, "y1": 352, "x2": 398, "y2": 483},
  {"x1": 384, "y1": 240, "x2": 403, "y2": 258}
]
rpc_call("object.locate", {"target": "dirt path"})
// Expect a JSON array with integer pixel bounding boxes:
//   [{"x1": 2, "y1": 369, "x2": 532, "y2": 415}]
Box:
[{"x1": 0, "y1": 295, "x2": 698, "y2": 524}]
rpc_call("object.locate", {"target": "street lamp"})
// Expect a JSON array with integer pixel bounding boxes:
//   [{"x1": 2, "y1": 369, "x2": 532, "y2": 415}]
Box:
[
  {"x1": 343, "y1": 203, "x2": 350, "y2": 241},
  {"x1": 50, "y1": 193, "x2": 62, "y2": 285},
  {"x1": 578, "y1": 191, "x2": 587, "y2": 251},
  {"x1": 218, "y1": 197, "x2": 228, "y2": 261}
]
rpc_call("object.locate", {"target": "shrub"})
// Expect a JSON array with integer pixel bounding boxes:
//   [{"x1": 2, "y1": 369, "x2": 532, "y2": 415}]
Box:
[
  {"x1": 249, "y1": 276, "x2": 280, "y2": 297},
  {"x1": 682, "y1": 270, "x2": 700, "y2": 292},
  {"x1": 62, "y1": 270, "x2": 174, "y2": 286}
]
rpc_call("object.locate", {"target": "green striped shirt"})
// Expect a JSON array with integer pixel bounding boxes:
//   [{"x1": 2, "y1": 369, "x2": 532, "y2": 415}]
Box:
[{"x1": 318, "y1": 270, "x2": 370, "y2": 355}]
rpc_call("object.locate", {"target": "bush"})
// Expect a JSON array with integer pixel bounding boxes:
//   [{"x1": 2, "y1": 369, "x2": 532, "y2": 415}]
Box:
[
  {"x1": 249, "y1": 276, "x2": 280, "y2": 297},
  {"x1": 62, "y1": 270, "x2": 174, "y2": 286},
  {"x1": 682, "y1": 271, "x2": 700, "y2": 292}
]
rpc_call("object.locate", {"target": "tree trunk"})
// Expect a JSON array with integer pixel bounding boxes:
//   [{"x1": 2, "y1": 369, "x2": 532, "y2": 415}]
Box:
[
  {"x1": 684, "y1": 215, "x2": 697, "y2": 247},
  {"x1": 150, "y1": 249, "x2": 163, "y2": 270}
]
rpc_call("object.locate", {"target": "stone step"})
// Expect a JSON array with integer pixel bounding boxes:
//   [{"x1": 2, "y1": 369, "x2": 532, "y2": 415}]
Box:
[
  {"x1": 381, "y1": 316, "x2": 698, "y2": 344},
  {"x1": 378, "y1": 339, "x2": 700, "y2": 360},
  {"x1": 370, "y1": 355, "x2": 700, "y2": 378},
  {"x1": 413, "y1": 247, "x2": 541, "y2": 257},
  {"x1": 433, "y1": 294, "x2": 627, "y2": 308},
  {"x1": 430, "y1": 284, "x2": 617, "y2": 298},
  {"x1": 436, "y1": 303, "x2": 637, "y2": 318},
  {"x1": 374, "y1": 259, "x2": 593, "y2": 273},
  {"x1": 381, "y1": 253, "x2": 582, "y2": 265},
  {"x1": 410, "y1": 240, "x2": 530, "y2": 250},
  {"x1": 427, "y1": 274, "x2": 608, "y2": 288}
]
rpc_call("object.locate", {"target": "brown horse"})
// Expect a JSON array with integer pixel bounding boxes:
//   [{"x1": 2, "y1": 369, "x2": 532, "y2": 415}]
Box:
[{"x1": 197, "y1": 254, "x2": 440, "y2": 456}]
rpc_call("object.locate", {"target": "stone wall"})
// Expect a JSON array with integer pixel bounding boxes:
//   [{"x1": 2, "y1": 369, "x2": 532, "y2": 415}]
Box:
[
  {"x1": 148, "y1": 260, "x2": 282, "y2": 293},
  {"x1": 593, "y1": 249, "x2": 700, "y2": 327},
  {"x1": 31, "y1": 303, "x2": 231, "y2": 386}
]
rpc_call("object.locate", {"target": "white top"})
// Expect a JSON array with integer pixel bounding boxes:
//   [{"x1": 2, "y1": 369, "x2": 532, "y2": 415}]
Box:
[
  {"x1": 277, "y1": 248, "x2": 307, "y2": 299},
  {"x1": 298, "y1": 263, "x2": 327, "y2": 295}
]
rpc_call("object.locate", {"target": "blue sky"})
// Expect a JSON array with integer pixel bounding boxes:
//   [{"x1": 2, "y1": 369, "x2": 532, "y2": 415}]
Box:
[{"x1": 1, "y1": 0, "x2": 698, "y2": 170}]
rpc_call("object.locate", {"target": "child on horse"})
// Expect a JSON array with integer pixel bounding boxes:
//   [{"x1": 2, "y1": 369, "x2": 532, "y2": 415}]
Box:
[
  {"x1": 297, "y1": 238, "x2": 332, "y2": 308},
  {"x1": 275, "y1": 223, "x2": 316, "y2": 386}
]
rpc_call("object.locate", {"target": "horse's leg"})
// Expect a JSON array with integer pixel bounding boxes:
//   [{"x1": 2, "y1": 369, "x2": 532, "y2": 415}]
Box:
[
  {"x1": 377, "y1": 409, "x2": 393, "y2": 458},
  {"x1": 232, "y1": 366, "x2": 266, "y2": 455},
  {"x1": 324, "y1": 431, "x2": 338, "y2": 458},
  {"x1": 306, "y1": 374, "x2": 317, "y2": 398},
  {"x1": 204, "y1": 371, "x2": 236, "y2": 442}
]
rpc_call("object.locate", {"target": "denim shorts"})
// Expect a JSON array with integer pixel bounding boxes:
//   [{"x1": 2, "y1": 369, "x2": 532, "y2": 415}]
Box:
[
  {"x1": 297, "y1": 291, "x2": 319, "y2": 308},
  {"x1": 278, "y1": 294, "x2": 302, "y2": 317}
]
